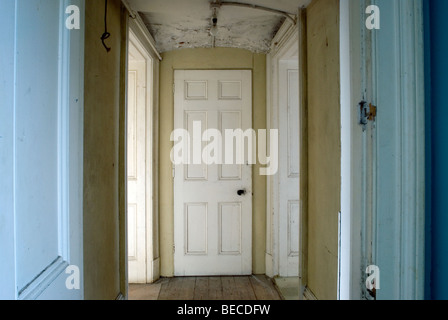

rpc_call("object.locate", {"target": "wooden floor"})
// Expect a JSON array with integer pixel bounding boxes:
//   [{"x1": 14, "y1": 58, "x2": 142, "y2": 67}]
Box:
[{"x1": 129, "y1": 276, "x2": 282, "y2": 300}]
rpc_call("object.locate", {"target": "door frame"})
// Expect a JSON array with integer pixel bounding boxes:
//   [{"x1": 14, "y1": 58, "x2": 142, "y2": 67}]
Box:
[
  {"x1": 265, "y1": 18, "x2": 302, "y2": 280},
  {"x1": 127, "y1": 17, "x2": 161, "y2": 284},
  {"x1": 339, "y1": 0, "x2": 426, "y2": 300},
  {"x1": 339, "y1": 0, "x2": 359, "y2": 300}
]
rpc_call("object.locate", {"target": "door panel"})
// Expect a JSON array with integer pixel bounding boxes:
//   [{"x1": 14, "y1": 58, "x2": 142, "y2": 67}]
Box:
[
  {"x1": 185, "y1": 203, "x2": 208, "y2": 254},
  {"x1": 15, "y1": 0, "x2": 60, "y2": 290},
  {"x1": 185, "y1": 111, "x2": 208, "y2": 180},
  {"x1": 174, "y1": 70, "x2": 252, "y2": 276},
  {"x1": 219, "y1": 202, "x2": 242, "y2": 254},
  {"x1": 220, "y1": 111, "x2": 242, "y2": 180}
]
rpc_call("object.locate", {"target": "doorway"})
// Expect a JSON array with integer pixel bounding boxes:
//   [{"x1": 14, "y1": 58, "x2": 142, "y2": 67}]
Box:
[
  {"x1": 266, "y1": 19, "x2": 301, "y2": 293},
  {"x1": 126, "y1": 28, "x2": 159, "y2": 284}
]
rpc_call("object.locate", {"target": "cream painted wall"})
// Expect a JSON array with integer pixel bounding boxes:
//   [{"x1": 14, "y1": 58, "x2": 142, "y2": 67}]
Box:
[
  {"x1": 306, "y1": 0, "x2": 341, "y2": 300},
  {"x1": 159, "y1": 48, "x2": 267, "y2": 276},
  {"x1": 83, "y1": 0, "x2": 125, "y2": 300}
]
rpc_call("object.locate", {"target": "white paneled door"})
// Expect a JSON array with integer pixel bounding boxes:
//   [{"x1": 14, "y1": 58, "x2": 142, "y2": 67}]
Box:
[
  {"x1": 174, "y1": 70, "x2": 252, "y2": 276},
  {"x1": 127, "y1": 53, "x2": 147, "y2": 283},
  {"x1": 278, "y1": 61, "x2": 300, "y2": 277}
]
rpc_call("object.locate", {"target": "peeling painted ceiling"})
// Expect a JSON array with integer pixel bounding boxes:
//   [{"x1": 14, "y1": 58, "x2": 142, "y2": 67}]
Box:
[{"x1": 128, "y1": 0, "x2": 311, "y2": 53}]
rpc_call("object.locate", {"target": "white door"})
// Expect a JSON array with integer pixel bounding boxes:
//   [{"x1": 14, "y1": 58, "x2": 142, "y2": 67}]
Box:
[
  {"x1": 173, "y1": 70, "x2": 252, "y2": 276},
  {"x1": 278, "y1": 61, "x2": 300, "y2": 277},
  {"x1": 127, "y1": 46, "x2": 148, "y2": 283},
  {"x1": 0, "y1": 0, "x2": 84, "y2": 299}
]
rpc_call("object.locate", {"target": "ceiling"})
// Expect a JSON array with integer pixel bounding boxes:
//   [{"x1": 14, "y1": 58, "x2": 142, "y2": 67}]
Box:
[{"x1": 128, "y1": 0, "x2": 311, "y2": 53}]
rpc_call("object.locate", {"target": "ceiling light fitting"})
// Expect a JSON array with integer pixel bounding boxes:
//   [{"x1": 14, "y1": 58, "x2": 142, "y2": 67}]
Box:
[{"x1": 210, "y1": 2, "x2": 220, "y2": 37}]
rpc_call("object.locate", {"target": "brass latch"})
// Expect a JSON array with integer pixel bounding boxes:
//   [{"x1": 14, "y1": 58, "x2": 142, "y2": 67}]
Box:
[{"x1": 367, "y1": 103, "x2": 377, "y2": 121}]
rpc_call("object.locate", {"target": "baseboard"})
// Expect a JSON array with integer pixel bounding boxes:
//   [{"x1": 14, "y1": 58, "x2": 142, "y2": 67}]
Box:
[
  {"x1": 147, "y1": 257, "x2": 160, "y2": 283},
  {"x1": 265, "y1": 253, "x2": 274, "y2": 278},
  {"x1": 303, "y1": 286, "x2": 318, "y2": 300}
]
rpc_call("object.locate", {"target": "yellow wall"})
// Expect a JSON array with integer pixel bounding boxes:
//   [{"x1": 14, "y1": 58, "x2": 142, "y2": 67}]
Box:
[
  {"x1": 83, "y1": 0, "x2": 126, "y2": 300},
  {"x1": 159, "y1": 48, "x2": 267, "y2": 276},
  {"x1": 306, "y1": 0, "x2": 341, "y2": 300}
]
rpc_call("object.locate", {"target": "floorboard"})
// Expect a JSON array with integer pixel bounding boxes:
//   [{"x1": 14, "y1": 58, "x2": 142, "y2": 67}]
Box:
[
  {"x1": 208, "y1": 277, "x2": 223, "y2": 300},
  {"x1": 193, "y1": 277, "x2": 209, "y2": 300},
  {"x1": 234, "y1": 276, "x2": 257, "y2": 300},
  {"x1": 129, "y1": 276, "x2": 282, "y2": 300},
  {"x1": 221, "y1": 277, "x2": 238, "y2": 300}
]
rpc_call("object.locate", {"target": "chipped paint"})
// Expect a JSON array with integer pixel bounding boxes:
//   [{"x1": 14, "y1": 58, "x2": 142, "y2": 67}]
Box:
[
  {"x1": 130, "y1": 0, "x2": 311, "y2": 54},
  {"x1": 142, "y1": 12, "x2": 283, "y2": 53}
]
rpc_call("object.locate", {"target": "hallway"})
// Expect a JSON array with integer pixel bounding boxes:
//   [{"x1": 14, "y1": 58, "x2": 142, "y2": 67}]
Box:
[
  {"x1": 129, "y1": 276, "x2": 282, "y2": 300},
  {"x1": 0, "y1": 0, "x2": 440, "y2": 301}
]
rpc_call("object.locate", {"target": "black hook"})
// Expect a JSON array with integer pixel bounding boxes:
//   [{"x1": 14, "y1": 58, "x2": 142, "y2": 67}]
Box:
[
  {"x1": 101, "y1": 31, "x2": 111, "y2": 52},
  {"x1": 101, "y1": 0, "x2": 111, "y2": 52}
]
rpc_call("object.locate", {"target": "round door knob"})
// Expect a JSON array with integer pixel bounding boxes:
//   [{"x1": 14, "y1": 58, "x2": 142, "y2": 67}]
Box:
[{"x1": 237, "y1": 189, "x2": 247, "y2": 196}]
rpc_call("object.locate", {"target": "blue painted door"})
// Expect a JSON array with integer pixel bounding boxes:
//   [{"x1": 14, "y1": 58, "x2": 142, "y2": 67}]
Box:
[
  {"x1": 0, "y1": 0, "x2": 85, "y2": 300},
  {"x1": 357, "y1": 0, "x2": 425, "y2": 300}
]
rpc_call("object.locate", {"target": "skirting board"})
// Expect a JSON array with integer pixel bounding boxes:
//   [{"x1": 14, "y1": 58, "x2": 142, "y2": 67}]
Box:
[
  {"x1": 303, "y1": 286, "x2": 318, "y2": 300},
  {"x1": 148, "y1": 257, "x2": 160, "y2": 283},
  {"x1": 265, "y1": 253, "x2": 274, "y2": 278}
]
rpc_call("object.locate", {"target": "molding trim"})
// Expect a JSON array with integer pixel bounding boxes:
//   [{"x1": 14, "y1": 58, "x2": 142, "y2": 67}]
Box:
[
  {"x1": 18, "y1": 257, "x2": 68, "y2": 300},
  {"x1": 339, "y1": 0, "x2": 352, "y2": 301},
  {"x1": 297, "y1": 7, "x2": 308, "y2": 295},
  {"x1": 303, "y1": 286, "x2": 317, "y2": 300},
  {"x1": 123, "y1": 0, "x2": 162, "y2": 61},
  {"x1": 270, "y1": 19, "x2": 298, "y2": 58},
  {"x1": 265, "y1": 253, "x2": 274, "y2": 278},
  {"x1": 116, "y1": 292, "x2": 126, "y2": 300},
  {"x1": 395, "y1": 0, "x2": 425, "y2": 300},
  {"x1": 148, "y1": 258, "x2": 160, "y2": 283}
]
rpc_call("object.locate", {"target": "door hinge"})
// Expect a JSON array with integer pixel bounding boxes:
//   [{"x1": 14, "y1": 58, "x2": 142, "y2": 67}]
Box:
[
  {"x1": 172, "y1": 166, "x2": 175, "y2": 178},
  {"x1": 358, "y1": 101, "x2": 377, "y2": 129},
  {"x1": 173, "y1": 245, "x2": 175, "y2": 253}
]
